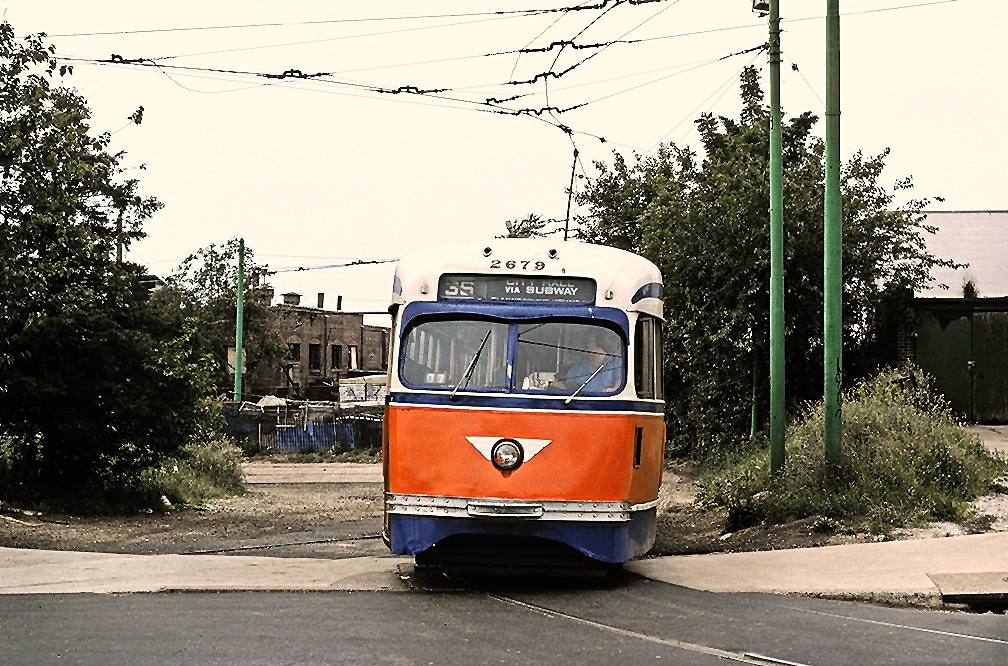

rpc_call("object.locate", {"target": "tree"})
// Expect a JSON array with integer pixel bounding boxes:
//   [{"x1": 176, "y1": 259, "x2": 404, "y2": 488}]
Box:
[
  {"x1": 153, "y1": 239, "x2": 284, "y2": 399},
  {"x1": 0, "y1": 24, "x2": 214, "y2": 502},
  {"x1": 500, "y1": 213, "x2": 557, "y2": 238},
  {"x1": 578, "y1": 66, "x2": 954, "y2": 457}
]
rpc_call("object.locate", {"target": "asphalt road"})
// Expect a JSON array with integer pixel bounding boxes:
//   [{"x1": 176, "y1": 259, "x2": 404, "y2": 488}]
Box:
[{"x1": 3, "y1": 575, "x2": 1006, "y2": 665}]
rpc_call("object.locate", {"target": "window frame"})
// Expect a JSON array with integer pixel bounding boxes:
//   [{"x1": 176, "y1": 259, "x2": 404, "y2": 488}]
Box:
[{"x1": 398, "y1": 314, "x2": 627, "y2": 396}]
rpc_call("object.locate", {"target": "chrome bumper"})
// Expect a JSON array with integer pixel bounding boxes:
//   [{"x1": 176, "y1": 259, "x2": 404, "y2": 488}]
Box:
[{"x1": 386, "y1": 493, "x2": 658, "y2": 522}]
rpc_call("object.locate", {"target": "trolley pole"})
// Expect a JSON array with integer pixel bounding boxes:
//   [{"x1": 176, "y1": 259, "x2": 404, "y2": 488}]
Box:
[
  {"x1": 564, "y1": 147, "x2": 578, "y2": 241},
  {"x1": 768, "y1": 0, "x2": 785, "y2": 476},
  {"x1": 823, "y1": 0, "x2": 843, "y2": 470},
  {"x1": 233, "y1": 238, "x2": 245, "y2": 414}
]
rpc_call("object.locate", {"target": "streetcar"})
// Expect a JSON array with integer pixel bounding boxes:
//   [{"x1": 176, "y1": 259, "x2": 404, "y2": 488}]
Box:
[{"x1": 382, "y1": 238, "x2": 665, "y2": 571}]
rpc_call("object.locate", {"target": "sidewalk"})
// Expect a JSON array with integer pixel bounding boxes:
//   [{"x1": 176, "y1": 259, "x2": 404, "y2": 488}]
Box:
[
  {"x1": 627, "y1": 532, "x2": 1008, "y2": 608},
  {"x1": 3, "y1": 532, "x2": 1005, "y2": 607},
  {"x1": 0, "y1": 547, "x2": 409, "y2": 594}
]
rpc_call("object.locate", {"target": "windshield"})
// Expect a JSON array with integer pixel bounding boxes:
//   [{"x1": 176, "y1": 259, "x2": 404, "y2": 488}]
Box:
[
  {"x1": 401, "y1": 319, "x2": 508, "y2": 390},
  {"x1": 400, "y1": 317, "x2": 625, "y2": 395},
  {"x1": 514, "y1": 322, "x2": 624, "y2": 395}
]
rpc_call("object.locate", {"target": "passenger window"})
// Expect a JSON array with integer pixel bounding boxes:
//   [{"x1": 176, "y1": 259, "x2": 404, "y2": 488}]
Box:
[{"x1": 401, "y1": 319, "x2": 509, "y2": 390}]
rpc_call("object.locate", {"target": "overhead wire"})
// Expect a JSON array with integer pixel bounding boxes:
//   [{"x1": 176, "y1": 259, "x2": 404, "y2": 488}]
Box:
[
  {"x1": 49, "y1": 9, "x2": 556, "y2": 37},
  {"x1": 270, "y1": 258, "x2": 399, "y2": 274},
  {"x1": 47, "y1": 2, "x2": 677, "y2": 38},
  {"x1": 646, "y1": 47, "x2": 765, "y2": 153},
  {"x1": 61, "y1": 0, "x2": 959, "y2": 157},
  {"x1": 782, "y1": 51, "x2": 824, "y2": 108},
  {"x1": 149, "y1": 13, "x2": 532, "y2": 61}
]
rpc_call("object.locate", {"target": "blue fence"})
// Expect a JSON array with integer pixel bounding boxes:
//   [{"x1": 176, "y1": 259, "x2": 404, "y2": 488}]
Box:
[{"x1": 222, "y1": 402, "x2": 382, "y2": 453}]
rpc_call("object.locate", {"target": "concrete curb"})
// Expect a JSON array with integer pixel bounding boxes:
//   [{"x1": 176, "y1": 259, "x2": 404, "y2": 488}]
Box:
[{"x1": 0, "y1": 547, "x2": 410, "y2": 594}]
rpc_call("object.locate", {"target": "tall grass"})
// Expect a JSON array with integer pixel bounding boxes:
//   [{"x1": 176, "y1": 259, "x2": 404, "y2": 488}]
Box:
[
  {"x1": 132, "y1": 438, "x2": 245, "y2": 508},
  {"x1": 699, "y1": 367, "x2": 1008, "y2": 531}
]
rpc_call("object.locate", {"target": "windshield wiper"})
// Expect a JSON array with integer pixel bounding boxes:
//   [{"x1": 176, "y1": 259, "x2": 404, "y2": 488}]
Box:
[
  {"x1": 451, "y1": 329, "x2": 493, "y2": 400},
  {"x1": 564, "y1": 355, "x2": 615, "y2": 405}
]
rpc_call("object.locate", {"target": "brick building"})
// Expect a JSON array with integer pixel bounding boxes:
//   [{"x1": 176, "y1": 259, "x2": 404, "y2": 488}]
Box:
[{"x1": 258, "y1": 291, "x2": 390, "y2": 400}]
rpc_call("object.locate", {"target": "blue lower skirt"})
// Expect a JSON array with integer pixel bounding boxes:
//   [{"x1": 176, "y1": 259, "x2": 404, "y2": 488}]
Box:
[{"x1": 389, "y1": 508, "x2": 656, "y2": 564}]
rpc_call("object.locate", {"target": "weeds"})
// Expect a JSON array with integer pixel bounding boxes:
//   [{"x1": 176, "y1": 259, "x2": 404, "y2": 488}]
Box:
[
  {"x1": 130, "y1": 438, "x2": 245, "y2": 509},
  {"x1": 698, "y1": 366, "x2": 1008, "y2": 532}
]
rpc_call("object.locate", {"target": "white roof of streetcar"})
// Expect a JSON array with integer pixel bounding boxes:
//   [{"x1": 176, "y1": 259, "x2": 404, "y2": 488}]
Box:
[{"x1": 392, "y1": 238, "x2": 664, "y2": 320}]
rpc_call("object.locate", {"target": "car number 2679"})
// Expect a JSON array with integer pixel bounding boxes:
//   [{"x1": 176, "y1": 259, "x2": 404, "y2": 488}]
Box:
[{"x1": 489, "y1": 259, "x2": 546, "y2": 271}]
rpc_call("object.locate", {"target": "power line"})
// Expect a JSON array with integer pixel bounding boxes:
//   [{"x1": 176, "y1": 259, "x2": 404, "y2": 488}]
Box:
[
  {"x1": 63, "y1": 34, "x2": 764, "y2": 145},
  {"x1": 782, "y1": 51, "x2": 824, "y2": 108},
  {"x1": 149, "y1": 14, "x2": 532, "y2": 62},
  {"x1": 270, "y1": 259, "x2": 399, "y2": 274},
  {"x1": 645, "y1": 48, "x2": 765, "y2": 153},
  {"x1": 46, "y1": 8, "x2": 559, "y2": 38},
  {"x1": 47, "y1": 2, "x2": 673, "y2": 38},
  {"x1": 579, "y1": 43, "x2": 765, "y2": 111}
]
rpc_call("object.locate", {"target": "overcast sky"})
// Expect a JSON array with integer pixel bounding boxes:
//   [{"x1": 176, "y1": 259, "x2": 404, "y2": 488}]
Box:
[{"x1": 5, "y1": 0, "x2": 1006, "y2": 317}]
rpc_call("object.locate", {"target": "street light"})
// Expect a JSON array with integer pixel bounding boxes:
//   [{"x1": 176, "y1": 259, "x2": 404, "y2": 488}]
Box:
[{"x1": 750, "y1": 0, "x2": 785, "y2": 475}]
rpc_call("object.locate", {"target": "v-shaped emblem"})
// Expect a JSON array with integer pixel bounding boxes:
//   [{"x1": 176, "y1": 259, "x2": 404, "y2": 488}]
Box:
[{"x1": 465, "y1": 437, "x2": 552, "y2": 462}]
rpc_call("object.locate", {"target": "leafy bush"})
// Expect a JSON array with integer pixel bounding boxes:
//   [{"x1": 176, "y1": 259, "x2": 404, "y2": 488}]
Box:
[
  {"x1": 698, "y1": 367, "x2": 1007, "y2": 531},
  {"x1": 131, "y1": 439, "x2": 245, "y2": 509}
]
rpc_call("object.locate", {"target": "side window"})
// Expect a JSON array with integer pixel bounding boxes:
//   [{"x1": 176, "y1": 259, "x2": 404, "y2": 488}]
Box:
[
  {"x1": 331, "y1": 344, "x2": 342, "y2": 370},
  {"x1": 634, "y1": 316, "x2": 655, "y2": 399},
  {"x1": 634, "y1": 315, "x2": 665, "y2": 400},
  {"x1": 654, "y1": 319, "x2": 664, "y2": 401},
  {"x1": 308, "y1": 343, "x2": 321, "y2": 371}
]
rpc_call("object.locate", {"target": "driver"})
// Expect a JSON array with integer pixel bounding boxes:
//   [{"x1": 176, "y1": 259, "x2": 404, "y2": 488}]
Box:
[{"x1": 565, "y1": 331, "x2": 621, "y2": 393}]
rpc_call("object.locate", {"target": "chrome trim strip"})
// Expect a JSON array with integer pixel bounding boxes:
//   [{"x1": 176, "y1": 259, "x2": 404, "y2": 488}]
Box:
[
  {"x1": 467, "y1": 501, "x2": 544, "y2": 518},
  {"x1": 629, "y1": 499, "x2": 659, "y2": 512},
  {"x1": 385, "y1": 493, "x2": 632, "y2": 522}
]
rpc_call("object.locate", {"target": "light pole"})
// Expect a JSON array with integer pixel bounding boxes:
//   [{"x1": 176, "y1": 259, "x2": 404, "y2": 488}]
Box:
[
  {"x1": 753, "y1": 0, "x2": 786, "y2": 475},
  {"x1": 233, "y1": 238, "x2": 245, "y2": 414}
]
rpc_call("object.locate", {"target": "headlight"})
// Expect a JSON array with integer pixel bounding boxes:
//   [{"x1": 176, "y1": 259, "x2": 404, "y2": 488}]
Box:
[{"x1": 491, "y1": 438, "x2": 524, "y2": 471}]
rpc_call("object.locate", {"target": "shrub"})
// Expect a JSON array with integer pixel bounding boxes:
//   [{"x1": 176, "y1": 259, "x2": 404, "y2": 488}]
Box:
[{"x1": 698, "y1": 366, "x2": 1007, "y2": 531}]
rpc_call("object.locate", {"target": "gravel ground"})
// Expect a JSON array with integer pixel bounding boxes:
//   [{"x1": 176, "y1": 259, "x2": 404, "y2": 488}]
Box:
[
  {"x1": 0, "y1": 470, "x2": 384, "y2": 555},
  {"x1": 2, "y1": 459, "x2": 1006, "y2": 558}
]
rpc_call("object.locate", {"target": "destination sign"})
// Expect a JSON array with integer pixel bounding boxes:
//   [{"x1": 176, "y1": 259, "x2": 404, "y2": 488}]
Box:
[{"x1": 438, "y1": 274, "x2": 596, "y2": 303}]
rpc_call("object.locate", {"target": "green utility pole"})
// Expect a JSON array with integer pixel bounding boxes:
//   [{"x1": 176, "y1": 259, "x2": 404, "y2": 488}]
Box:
[
  {"x1": 233, "y1": 238, "x2": 245, "y2": 414},
  {"x1": 115, "y1": 210, "x2": 123, "y2": 264},
  {"x1": 823, "y1": 0, "x2": 843, "y2": 469},
  {"x1": 768, "y1": 0, "x2": 785, "y2": 475}
]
